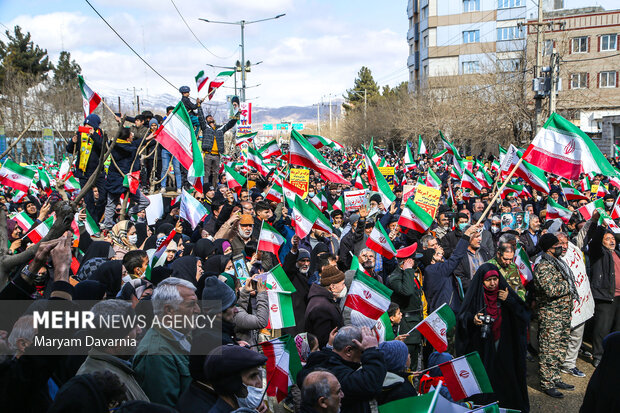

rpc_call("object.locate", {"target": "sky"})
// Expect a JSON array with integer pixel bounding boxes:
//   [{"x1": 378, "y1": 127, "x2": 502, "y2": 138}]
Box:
[{"x1": 0, "y1": 0, "x2": 617, "y2": 109}]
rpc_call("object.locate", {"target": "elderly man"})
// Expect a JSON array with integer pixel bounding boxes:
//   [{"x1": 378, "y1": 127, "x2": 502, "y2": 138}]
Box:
[
  {"x1": 358, "y1": 248, "x2": 383, "y2": 283},
  {"x1": 283, "y1": 237, "x2": 313, "y2": 336},
  {"x1": 301, "y1": 371, "x2": 344, "y2": 413},
  {"x1": 453, "y1": 224, "x2": 492, "y2": 294},
  {"x1": 133, "y1": 277, "x2": 200, "y2": 407},
  {"x1": 305, "y1": 265, "x2": 346, "y2": 348},
  {"x1": 488, "y1": 243, "x2": 525, "y2": 301},
  {"x1": 230, "y1": 214, "x2": 254, "y2": 257},
  {"x1": 520, "y1": 215, "x2": 541, "y2": 258},
  {"x1": 534, "y1": 233, "x2": 576, "y2": 398}
]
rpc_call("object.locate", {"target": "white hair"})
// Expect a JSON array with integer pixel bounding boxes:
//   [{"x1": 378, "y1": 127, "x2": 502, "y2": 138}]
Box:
[
  {"x1": 8, "y1": 315, "x2": 36, "y2": 351},
  {"x1": 152, "y1": 277, "x2": 196, "y2": 315}
]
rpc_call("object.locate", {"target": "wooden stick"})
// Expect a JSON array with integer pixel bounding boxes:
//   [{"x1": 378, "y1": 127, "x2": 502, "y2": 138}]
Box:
[
  {"x1": 100, "y1": 98, "x2": 120, "y2": 119},
  {"x1": 0, "y1": 118, "x2": 34, "y2": 160},
  {"x1": 476, "y1": 158, "x2": 524, "y2": 225}
]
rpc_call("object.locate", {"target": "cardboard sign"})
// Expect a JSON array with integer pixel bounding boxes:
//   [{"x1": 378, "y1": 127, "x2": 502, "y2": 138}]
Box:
[
  {"x1": 402, "y1": 184, "x2": 416, "y2": 202},
  {"x1": 378, "y1": 166, "x2": 395, "y2": 189},
  {"x1": 344, "y1": 189, "x2": 367, "y2": 211},
  {"x1": 413, "y1": 184, "x2": 441, "y2": 219},
  {"x1": 289, "y1": 168, "x2": 310, "y2": 199}
]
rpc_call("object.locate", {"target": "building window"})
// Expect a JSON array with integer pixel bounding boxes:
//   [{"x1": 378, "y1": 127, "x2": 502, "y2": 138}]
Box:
[
  {"x1": 572, "y1": 36, "x2": 588, "y2": 53},
  {"x1": 421, "y1": 6, "x2": 428, "y2": 20},
  {"x1": 570, "y1": 73, "x2": 588, "y2": 89},
  {"x1": 499, "y1": 58, "x2": 520, "y2": 71},
  {"x1": 423, "y1": 35, "x2": 429, "y2": 49},
  {"x1": 462, "y1": 61, "x2": 480, "y2": 74},
  {"x1": 463, "y1": 0, "x2": 480, "y2": 12},
  {"x1": 423, "y1": 65, "x2": 429, "y2": 78},
  {"x1": 601, "y1": 34, "x2": 618, "y2": 51},
  {"x1": 600, "y1": 71, "x2": 617, "y2": 88},
  {"x1": 463, "y1": 30, "x2": 480, "y2": 44},
  {"x1": 498, "y1": 0, "x2": 524, "y2": 8},
  {"x1": 409, "y1": 17, "x2": 414, "y2": 30},
  {"x1": 497, "y1": 26, "x2": 524, "y2": 41}
]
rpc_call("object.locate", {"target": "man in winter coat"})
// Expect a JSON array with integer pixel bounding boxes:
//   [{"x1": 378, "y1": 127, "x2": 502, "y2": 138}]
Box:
[
  {"x1": 305, "y1": 265, "x2": 346, "y2": 348},
  {"x1": 234, "y1": 275, "x2": 269, "y2": 347},
  {"x1": 202, "y1": 111, "x2": 239, "y2": 187},
  {"x1": 282, "y1": 237, "x2": 312, "y2": 336},
  {"x1": 300, "y1": 371, "x2": 343, "y2": 413}
]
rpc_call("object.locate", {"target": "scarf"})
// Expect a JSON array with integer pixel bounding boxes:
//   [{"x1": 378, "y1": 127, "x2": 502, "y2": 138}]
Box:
[
  {"x1": 541, "y1": 252, "x2": 579, "y2": 302},
  {"x1": 482, "y1": 269, "x2": 502, "y2": 342},
  {"x1": 110, "y1": 220, "x2": 135, "y2": 250}
]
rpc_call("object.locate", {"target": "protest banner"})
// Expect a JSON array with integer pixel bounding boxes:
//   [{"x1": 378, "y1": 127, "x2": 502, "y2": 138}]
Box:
[
  {"x1": 344, "y1": 189, "x2": 367, "y2": 211},
  {"x1": 413, "y1": 184, "x2": 441, "y2": 219},
  {"x1": 289, "y1": 168, "x2": 310, "y2": 198},
  {"x1": 42, "y1": 127, "x2": 55, "y2": 163},
  {"x1": 378, "y1": 166, "x2": 395, "y2": 189}
]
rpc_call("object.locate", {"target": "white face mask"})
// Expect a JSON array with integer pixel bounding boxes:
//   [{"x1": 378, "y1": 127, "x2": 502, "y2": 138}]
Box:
[
  {"x1": 236, "y1": 384, "x2": 264, "y2": 410},
  {"x1": 128, "y1": 234, "x2": 138, "y2": 245},
  {"x1": 606, "y1": 201, "x2": 613, "y2": 208}
]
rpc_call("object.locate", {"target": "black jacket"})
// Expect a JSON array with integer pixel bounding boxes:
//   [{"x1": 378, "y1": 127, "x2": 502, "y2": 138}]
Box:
[
  {"x1": 105, "y1": 138, "x2": 143, "y2": 194},
  {"x1": 376, "y1": 372, "x2": 418, "y2": 406},
  {"x1": 338, "y1": 218, "x2": 366, "y2": 269},
  {"x1": 519, "y1": 230, "x2": 540, "y2": 258},
  {"x1": 304, "y1": 284, "x2": 344, "y2": 348},
  {"x1": 453, "y1": 246, "x2": 493, "y2": 293},
  {"x1": 66, "y1": 128, "x2": 104, "y2": 179},
  {"x1": 440, "y1": 228, "x2": 463, "y2": 259},
  {"x1": 282, "y1": 250, "x2": 312, "y2": 336},
  {"x1": 201, "y1": 116, "x2": 237, "y2": 156},
  {"x1": 587, "y1": 224, "x2": 618, "y2": 302}
]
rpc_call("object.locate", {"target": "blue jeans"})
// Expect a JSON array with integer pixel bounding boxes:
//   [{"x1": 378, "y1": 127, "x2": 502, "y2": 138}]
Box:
[{"x1": 161, "y1": 148, "x2": 182, "y2": 190}]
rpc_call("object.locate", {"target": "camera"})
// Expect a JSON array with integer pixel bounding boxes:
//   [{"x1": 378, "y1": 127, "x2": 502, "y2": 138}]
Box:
[{"x1": 479, "y1": 314, "x2": 495, "y2": 339}]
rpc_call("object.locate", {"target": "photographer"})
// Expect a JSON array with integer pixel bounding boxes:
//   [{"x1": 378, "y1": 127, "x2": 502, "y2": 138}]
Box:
[{"x1": 456, "y1": 263, "x2": 529, "y2": 412}]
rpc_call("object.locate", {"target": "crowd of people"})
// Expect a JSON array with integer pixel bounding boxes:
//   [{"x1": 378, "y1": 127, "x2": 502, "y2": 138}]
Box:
[{"x1": 0, "y1": 93, "x2": 619, "y2": 413}]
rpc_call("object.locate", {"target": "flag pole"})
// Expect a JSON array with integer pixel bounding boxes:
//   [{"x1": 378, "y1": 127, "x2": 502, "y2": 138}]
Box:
[
  {"x1": 100, "y1": 98, "x2": 121, "y2": 119},
  {"x1": 466, "y1": 401, "x2": 499, "y2": 413},
  {"x1": 410, "y1": 353, "x2": 472, "y2": 376},
  {"x1": 476, "y1": 158, "x2": 524, "y2": 225}
]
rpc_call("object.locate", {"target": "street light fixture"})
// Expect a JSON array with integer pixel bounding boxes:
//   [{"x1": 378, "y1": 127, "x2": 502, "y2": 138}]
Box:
[{"x1": 199, "y1": 15, "x2": 285, "y2": 102}]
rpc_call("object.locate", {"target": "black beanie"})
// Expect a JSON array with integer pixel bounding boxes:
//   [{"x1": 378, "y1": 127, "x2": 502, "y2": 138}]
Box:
[{"x1": 539, "y1": 233, "x2": 559, "y2": 252}]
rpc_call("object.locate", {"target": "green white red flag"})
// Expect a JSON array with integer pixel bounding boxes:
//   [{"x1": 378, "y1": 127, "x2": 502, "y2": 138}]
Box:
[
  {"x1": 410, "y1": 303, "x2": 455, "y2": 352},
  {"x1": 287, "y1": 195, "x2": 318, "y2": 239},
  {"x1": 364, "y1": 150, "x2": 396, "y2": 208},
  {"x1": 433, "y1": 150, "x2": 447, "y2": 162},
  {"x1": 345, "y1": 269, "x2": 392, "y2": 321},
  {"x1": 11, "y1": 211, "x2": 34, "y2": 232},
  {"x1": 247, "y1": 146, "x2": 271, "y2": 176},
  {"x1": 224, "y1": 164, "x2": 246, "y2": 195},
  {"x1": 179, "y1": 189, "x2": 208, "y2": 229},
  {"x1": 194, "y1": 70, "x2": 208, "y2": 93},
  {"x1": 546, "y1": 198, "x2": 572, "y2": 223},
  {"x1": 374, "y1": 312, "x2": 395, "y2": 343},
  {"x1": 366, "y1": 222, "x2": 397, "y2": 259},
  {"x1": 399, "y1": 198, "x2": 433, "y2": 233},
  {"x1": 259, "y1": 335, "x2": 302, "y2": 402},
  {"x1": 289, "y1": 130, "x2": 349, "y2": 184},
  {"x1": 267, "y1": 291, "x2": 296, "y2": 329},
  {"x1": 441, "y1": 132, "x2": 461, "y2": 158},
  {"x1": 122, "y1": 170, "x2": 140, "y2": 194},
  {"x1": 206, "y1": 70, "x2": 234, "y2": 100},
  {"x1": 461, "y1": 169, "x2": 481, "y2": 195},
  {"x1": 404, "y1": 141, "x2": 416, "y2": 171},
  {"x1": 523, "y1": 112, "x2": 619, "y2": 180},
  {"x1": 500, "y1": 184, "x2": 523, "y2": 199},
  {"x1": 25, "y1": 216, "x2": 54, "y2": 243},
  {"x1": 83, "y1": 210, "x2": 100, "y2": 236},
  {"x1": 258, "y1": 264, "x2": 296, "y2": 293},
  {"x1": 425, "y1": 168, "x2": 441, "y2": 189},
  {"x1": 259, "y1": 139, "x2": 282, "y2": 159},
  {"x1": 578, "y1": 198, "x2": 604, "y2": 220},
  {"x1": 304, "y1": 134, "x2": 344, "y2": 151},
  {"x1": 78, "y1": 75, "x2": 101, "y2": 117},
  {"x1": 438, "y1": 352, "x2": 493, "y2": 401},
  {"x1": 258, "y1": 220, "x2": 285, "y2": 255},
  {"x1": 515, "y1": 245, "x2": 533, "y2": 285},
  {"x1": 417, "y1": 135, "x2": 427, "y2": 155},
  {"x1": 561, "y1": 182, "x2": 588, "y2": 201},
  {"x1": 500, "y1": 145, "x2": 550, "y2": 194},
  {"x1": 266, "y1": 182, "x2": 284, "y2": 203},
  {"x1": 0, "y1": 159, "x2": 35, "y2": 193}
]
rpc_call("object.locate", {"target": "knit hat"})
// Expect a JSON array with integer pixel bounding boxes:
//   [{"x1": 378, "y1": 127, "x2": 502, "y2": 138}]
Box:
[
  {"x1": 201, "y1": 277, "x2": 236, "y2": 314},
  {"x1": 149, "y1": 118, "x2": 159, "y2": 127},
  {"x1": 297, "y1": 249, "x2": 311, "y2": 261},
  {"x1": 84, "y1": 113, "x2": 101, "y2": 130},
  {"x1": 538, "y1": 233, "x2": 559, "y2": 252},
  {"x1": 378, "y1": 340, "x2": 409, "y2": 373},
  {"x1": 320, "y1": 265, "x2": 345, "y2": 286}
]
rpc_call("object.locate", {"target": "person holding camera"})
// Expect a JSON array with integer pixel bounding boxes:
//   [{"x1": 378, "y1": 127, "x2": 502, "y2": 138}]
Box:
[{"x1": 456, "y1": 263, "x2": 529, "y2": 412}]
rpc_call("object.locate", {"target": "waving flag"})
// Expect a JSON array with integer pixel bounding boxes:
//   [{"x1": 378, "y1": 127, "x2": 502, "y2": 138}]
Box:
[
  {"x1": 523, "y1": 112, "x2": 619, "y2": 180},
  {"x1": 432, "y1": 150, "x2": 447, "y2": 162},
  {"x1": 561, "y1": 182, "x2": 588, "y2": 201},
  {"x1": 78, "y1": 75, "x2": 101, "y2": 117},
  {"x1": 611, "y1": 195, "x2": 620, "y2": 219},
  {"x1": 195, "y1": 70, "x2": 208, "y2": 93},
  {"x1": 259, "y1": 335, "x2": 302, "y2": 402},
  {"x1": 578, "y1": 198, "x2": 604, "y2": 220},
  {"x1": 236, "y1": 132, "x2": 257, "y2": 147},
  {"x1": 365, "y1": 151, "x2": 396, "y2": 208},
  {"x1": 461, "y1": 169, "x2": 482, "y2": 195},
  {"x1": 438, "y1": 352, "x2": 493, "y2": 401},
  {"x1": 206, "y1": 70, "x2": 234, "y2": 100},
  {"x1": 501, "y1": 145, "x2": 550, "y2": 194},
  {"x1": 304, "y1": 134, "x2": 344, "y2": 151},
  {"x1": 258, "y1": 265, "x2": 296, "y2": 293},
  {"x1": 122, "y1": 170, "x2": 140, "y2": 194},
  {"x1": 258, "y1": 221, "x2": 285, "y2": 255},
  {"x1": 179, "y1": 189, "x2": 208, "y2": 229},
  {"x1": 289, "y1": 130, "x2": 348, "y2": 184},
  {"x1": 500, "y1": 184, "x2": 523, "y2": 199},
  {"x1": 366, "y1": 222, "x2": 397, "y2": 259},
  {"x1": 546, "y1": 198, "x2": 573, "y2": 223},
  {"x1": 11, "y1": 211, "x2": 34, "y2": 232},
  {"x1": 417, "y1": 135, "x2": 427, "y2": 155},
  {"x1": 425, "y1": 168, "x2": 441, "y2": 189},
  {"x1": 345, "y1": 269, "x2": 393, "y2": 321},
  {"x1": 404, "y1": 141, "x2": 416, "y2": 171},
  {"x1": 515, "y1": 245, "x2": 533, "y2": 285},
  {"x1": 224, "y1": 164, "x2": 246, "y2": 195},
  {"x1": 410, "y1": 303, "x2": 455, "y2": 352},
  {"x1": 25, "y1": 216, "x2": 54, "y2": 243},
  {"x1": 441, "y1": 132, "x2": 460, "y2": 158},
  {"x1": 399, "y1": 198, "x2": 433, "y2": 233},
  {"x1": 83, "y1": 210, "x2": 101, "y2": 236},
  {"x1": 0, "y1": 159, "x2": 35, "y2": 193},
  {"x1": 247, "y1": 146, "x2": 270, "y2": 176},
  {"x1": 259, "y1": 140, "x2": 282, "y2": 159},
  {"x1": 287, "y1": 195, "x2": 318, "y2": 239}
]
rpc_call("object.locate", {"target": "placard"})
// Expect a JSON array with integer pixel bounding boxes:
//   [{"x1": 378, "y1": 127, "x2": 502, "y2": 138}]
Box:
[
  {"x1": 378, "y1": 166, "x2": 395, "y2": 189},
  {"x1": 289, "y1": 168, "x2": 310, "y2": 199},
  {"x1": 42, "y1": 127, "x2": 54, "y2": 163},
  {"x1": 413, "y1": 184, "x2": 441, "y2": 219},
  {"x1": 344, "y1": 189, "x2": 367, "y2": 211},
  {"x1": 402, "y1": 184, "x2": 416, "y2": 202},
  {"x1": 563, "y1": 243, "x2": 594, "y2": 327}
]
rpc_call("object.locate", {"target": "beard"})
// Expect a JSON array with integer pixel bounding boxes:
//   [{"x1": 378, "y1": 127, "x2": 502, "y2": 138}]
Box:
[
  {"x1": 297, "y1": 265, "x2": 309, "y2": 274},
  {"x1": 238, "y1": 228, "x2": 252, "y2": 240}
]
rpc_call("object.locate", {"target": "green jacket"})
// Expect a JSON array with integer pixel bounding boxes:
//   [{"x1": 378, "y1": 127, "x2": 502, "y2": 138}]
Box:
[
  {"x1": 488, "y1": 258, "x2": 526, "y2": 301},
  {"x1": 132, "y1": 327, "x2": 192, "y2": 407},
  {"x1": 387, "y1": 266, "x2": 424, "y2": 345}
]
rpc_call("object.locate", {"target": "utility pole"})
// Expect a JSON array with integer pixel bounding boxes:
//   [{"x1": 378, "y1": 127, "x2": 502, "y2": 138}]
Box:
[
  {"x1": 549, "y1": 49, "x2": 559, "y2": 115},
  {"x1": 137, "y1": 95, "x2": 140, "y2": 113},
  {"x1": 328, "y1": 95, "x2": 333, "y2": 135},
  {"x1": 117, "y1": 96, "x2": 121, "y2": 114},
  {"x1": 317, "y1": 102, "x2": 321, "y2": 135},
  {"x1": 534, "y1": 0, "x2": 544, "y2": 134}
]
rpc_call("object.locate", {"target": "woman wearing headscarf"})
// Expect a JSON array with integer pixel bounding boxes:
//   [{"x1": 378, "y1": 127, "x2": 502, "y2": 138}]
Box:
[
  {"x1": 133, "y1": 222, "x2": 148, "y2": 249},
  {"x1": 170, "y1": 256, "x2": 203, "y2": 286},
  {"x1": 110, "y1": 220, "x2": 138, "y2": 260},
  {"x1": 456, "y1": 263, "x2": 530, "y2": 412},
  {"x1": 79, "y1": 241, "x2": 115, "y2": 270},
  {"x1": 193, "y1": 239, "x2": 215, "y2": 261},
  {"x1": 580, "y1": 331, "x2": 620, "y2": 412},
  {"x1": 7, "y1": 219, "x2": 24, "y2": 254}
]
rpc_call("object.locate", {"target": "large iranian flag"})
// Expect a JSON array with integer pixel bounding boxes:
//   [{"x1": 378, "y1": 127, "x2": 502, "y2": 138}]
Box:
[
  {"x1": 207, "y1": 70, "x2": 234, "y2": 100},
  {"x1": 345, "y1": 270, "x2": 393, "y2": 321},
  {"x1": 78, "y1": 75, "x2": 101, "y2": 117},
  {"x1": 154, "y1": 101, "x2": 204, "y2": 191},
  {"x1": 258, "y1": 220, "x2": 285, "y2": 255},
  {"x1": 546, "y1": 198, "x2": 573, "y2": 223},
  {"x1": 523, "y1": 112, "x2": 619, "y2": 180},
  {"x1": 366, "y1": 222, "x2": 397, "y2": 259},
  {"x1": 195, "y1": 70, "x2": 208, "y2": 93},
  {"x1": 259, "y1": 139, "x2": 282, "y2": 159},
  {"x1": 287, "y1": 195, "x2": 318, "y2": 239},
  {"x1": 410, "y1": 303, "x2": 455, "y2": 352},
  {"x1": 515, "y1": 245, "x2": 533, "y2": 285},
  {"x1": 438, "y1": 352, "x2": 493, "y2": 401},
  {"x1": 289, "y1": 130, "x2": 349, "y2": 184},
  {"x1": 0, "y1": 159, "x2": 35, "y2": 193},
  {"x1": 399, "y1": 198, "x2": 433, "y2": 233},
  {"x1": 501, "y1": 145, "x2": 550, "y2": 194},
  {"x1": 267, "y1": 291, "x2": 296, "y2": 329},
  {"x1": 259, "y1": 335, "x2": 302, "y2": 402}
]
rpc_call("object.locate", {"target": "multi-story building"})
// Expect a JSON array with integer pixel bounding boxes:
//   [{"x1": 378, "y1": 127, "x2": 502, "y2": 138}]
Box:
[{"x1": 525, "y1": 7, "x2": 620, "y2": 152}]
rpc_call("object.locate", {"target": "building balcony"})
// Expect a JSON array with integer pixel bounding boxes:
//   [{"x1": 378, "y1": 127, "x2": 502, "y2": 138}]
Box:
[{"x1": 496, "y1": 39, "x2": 526, "y2": 52}]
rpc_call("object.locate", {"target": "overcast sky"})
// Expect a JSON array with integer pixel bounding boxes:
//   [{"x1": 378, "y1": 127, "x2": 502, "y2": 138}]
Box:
[{"x1": 1, "y1": 0, "x2": 617, "y2": 108}]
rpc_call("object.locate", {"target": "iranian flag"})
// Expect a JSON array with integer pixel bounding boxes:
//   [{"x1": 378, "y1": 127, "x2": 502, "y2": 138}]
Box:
[
  {"x1": 353, "y1": 170, "x2": 367, "y2": 189},
  {"x1": 425, "y1": 169, "x2": 442, "y2": 189},
  {"x1": 596, "y1": 184, "x2": 609, "y2": 198},
  {"x1": 267, "y1": 291, "x2": 296, "y2": 329},
  {"x1": 83, "y1": 210, "x2": 100, "y2": 236},
  {"x1": 366, "y1": 222, "x2": 397, "y2": 259},
  {"x1": 476, "y1": 167, "x2": 493, "y2": 189},
  {"x1": 561, "y1": 182, "x2": 588, "y2": 201},
  {"x1": 25, "y1": 216, "x2": 54, "y2": 243},
  {"x1": 500, "y1": 184, "x2": 523, "y2": 199},
  {"x1": 438, "y1": 352, "x2": 493, "y2": 401},
  {"x1": 283, "y1": 180, "x2": 305, "y2": 200},
  {"x1": 611, "y1": 196, "x2": 620, "y2": 219},
  {"x1": 266, "y1": 182, "x2": 284, "y2": 203},
  {"x1": 608, "y1": 176, "x2": 620, "y2": 190},
  {"x1": 450, "y1": 165, "x2": 462, "y2": 181},
  {"x1": 417, "y1": 135, "x2": 427, "y2": 155},
  {"x1": 289, "y1": 130, "x2": 349, "y2": 184},
  {"x1": 410, "y1": 303, "x2": 455, "y2": 352},
  {"x1": 11, "y1": 211, "x2": 34, "y2": 232},
  {"x1": 523, "y1": 112, "x2": 620, "y2": 180},
  {"x1": 345, "y1": 270, "x2": 392, "y2": 320},
  {"x1": 78, "y1": 75, "x2": 101, "y2": 117},
  {"x1": 578, "y1": 198, "x2": 604, "y2": 220},
  {"x1": 259, "y1": 335, "x2": 302, "y2": 402},
  {"x1": 350, "y1": 253, "x2": 370, "y2": 276},
  {"x1": 38, "y1": 168, "x2": 52, "y2": 195},
  {"x1": 259, "y1": 139, "x2": 282, "y2": 159},
  {"x1": 207, "y1": 70, "x2": 234, "y2": 100},
  {"x1": 179, "y1": 189, "x2": 208, "y2": 229},
  {"x1": 399, "y1": 198, "x2": 433, "y2": 233},
  {"x1": 580, "y1": 175, "x2": 591, "y2": 192},
  {"x1": 287, "y1": 195, "x2": 318, "y2": 239},
  {"x1": 374, "y1": 312, "x2": 395, "y2": 343},
  {"x1": 236, "y1": 132, "x2": 257, "y2": 147},
  {"x1": 258, "y1": 221, "x2": 285, "y2": 255},
  {"x1": 0, "y1": 159, "x2": 35, "y2": 193},
  {"x1": 122, "y1": 170, "x2": 140, "y2": 194},
  {"x1": 257, "y1": 265, "x2": 296, "y2": 293},
  {"x1": 149, "y1": 230, "x2": 178, "y2": 272},
  {"x1": 461, "y1": 169, "x2": 482, "y2": 195},
  {"x1": 304, "y1": 134, "x2": 344, "y2": 151},
  {"x1": 308, "y1": 200, "x2": 334, "y2": 234},
  {"x1": 515, "y1": 245, "x2": 533, "y2": 285},
  {"x1": 195, "y1": 70, "x2": 208, "y2": 93},
  {"x1": 247, "y1": 146, "x2": 270, "y2": 176},
  {"x1": 441, "y1": 132, "x2": 460, "y2": 158},
  {"x1": 224, "y1": 164, "x2": 246, "y2": 195},
  {"x1": 329, "y1": 195, "x2": 344, "y2": 211},
  {"x1": 404, "y1": 141, "x2": 416, "y2": 171},
  {"x1": 433, "y1": 150, "x2": 447, "y2": 162},
  {"x1": 365, "y1": 151, "x2": 396, "y2": 208},
  {"x1": 154, "y1": 101, "x2": 204, "y2": 192},
  {"x1": 546, "y1": 198, "x2": 573, "y2": 223}
]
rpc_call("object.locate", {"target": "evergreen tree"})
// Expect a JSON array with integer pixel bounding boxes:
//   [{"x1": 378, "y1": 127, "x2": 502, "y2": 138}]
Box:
[
  {"x1": 53, "y1": 51, "x2": 81, "y2": 87},
  {"x1": 345, "y1": 66, "x2": 379, "y2": 106},
  {"x1": 0, "y1": 25, "x2": 52, "y2": 85}
]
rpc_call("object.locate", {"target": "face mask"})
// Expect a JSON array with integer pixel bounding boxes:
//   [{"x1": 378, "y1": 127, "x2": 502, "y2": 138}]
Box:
[
  {"x1": 458, "y1": 223, "x2": 468, "y2": 231},
  {"x1": 236, "y1": 384, "x2": 264, "y2": 410},
  {"x1": 491, "y1": 226, "x2": 500, "y2": 234},
  {"x1": 308, "y1": 192, "x2": 315, "y2": 198},
  {"x1": 552, "y1": 246, "x2": 563, "y2": 258},
  {"x1": 128, "y1": 234, "x2": 138, "y2": 245},
  {"x1": 336, "y1": 285, "x2": 348, "y2": 299},
  {"x1": 606, "y1": 201, "x2": 613, "y2": 208}
]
